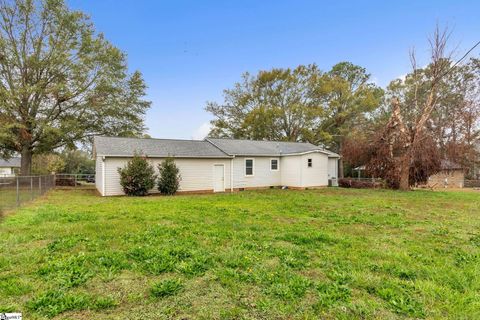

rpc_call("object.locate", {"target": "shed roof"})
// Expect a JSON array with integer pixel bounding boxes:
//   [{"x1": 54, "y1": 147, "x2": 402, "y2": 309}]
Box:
[
  {"x1": 0, "y1": 157, "x2": 21, "y2": 167},
  {"x1": 93, "y1": 136, "x2": 230, "y2": 158},
  {"x1": 207, "y1": 138, "x2": 340, "y2": 157}
]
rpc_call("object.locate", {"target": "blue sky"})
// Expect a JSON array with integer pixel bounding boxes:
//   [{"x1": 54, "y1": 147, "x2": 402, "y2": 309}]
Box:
[{"x1": 68, "y1": 0, "x2": 480, "y2": 140}]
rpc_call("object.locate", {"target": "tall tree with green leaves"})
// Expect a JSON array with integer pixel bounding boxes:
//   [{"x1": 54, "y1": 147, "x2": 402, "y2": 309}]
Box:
[
  {"x1": 312, "y1": 62, "x2": 383, "y2": 150},
  {"x1": 206, "y1": 64, "x2": 323, "y2": 141},
  {"x1": 0, "y1": 0, "x2": 151, "y2": 174}
]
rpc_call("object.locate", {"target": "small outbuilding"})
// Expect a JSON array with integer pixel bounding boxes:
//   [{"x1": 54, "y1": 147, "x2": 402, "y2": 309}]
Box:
[
  {"x1": 0, "y1": 157, "x2": 20, "y2": 177},
  {"x1": 93, "y1": 136, "x2": 340, "y2": 196},
  {"x1": 427, "y1": 160, "x2": 464, "y2": 189}
]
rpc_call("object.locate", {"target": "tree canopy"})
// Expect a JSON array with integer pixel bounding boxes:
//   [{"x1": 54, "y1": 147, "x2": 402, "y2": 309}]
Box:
[
  {"x1": 0, "y1": 0, "x2": 151, "y2": 174},
  {"x1": 206, "y1": 62, "x2": 383, "y2": 152}
]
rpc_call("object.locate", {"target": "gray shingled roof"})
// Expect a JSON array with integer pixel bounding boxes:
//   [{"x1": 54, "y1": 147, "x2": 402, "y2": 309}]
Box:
[
  {"x1": 94, "y1": 136, "x2": 340, "y2": 158},
  {"x1": 0, "y1": 157, "x2": 21, "y2": 167},
  {"x1": 207, "y1": 138, "x2": 340, "y2": 157},
  {"x1": 94, "y1": 136, "x2": 230, "y2": 158}
]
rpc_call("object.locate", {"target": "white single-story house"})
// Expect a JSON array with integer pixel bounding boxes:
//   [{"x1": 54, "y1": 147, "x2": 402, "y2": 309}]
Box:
[
  {"x1": 93, "y1": 136, "x2": 340, "y2": 196},
  {"x1": 0, "y1": 157, "x2": 20, "y2": 177}
]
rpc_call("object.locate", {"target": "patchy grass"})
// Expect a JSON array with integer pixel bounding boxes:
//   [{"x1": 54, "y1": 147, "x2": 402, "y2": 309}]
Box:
[{"x1": 0, "y1": 188, "x2": 480, "y2": 319}]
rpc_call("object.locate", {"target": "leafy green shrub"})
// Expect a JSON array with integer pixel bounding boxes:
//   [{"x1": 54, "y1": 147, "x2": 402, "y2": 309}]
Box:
[
  {"x1": 157, "y1": 157, "x2": 181, "y2": 195},
  {"x1": 150, "y1": 278, "x2": 183, "y2": 298},
  {"x1": 118, "y1": 153, "x2": 157, "y2": 196}
]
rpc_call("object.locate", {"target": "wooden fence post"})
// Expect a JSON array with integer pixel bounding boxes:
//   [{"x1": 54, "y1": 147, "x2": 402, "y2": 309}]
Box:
[{"x1": 31, "y1": 176, "x2": 34, "y2": 200}]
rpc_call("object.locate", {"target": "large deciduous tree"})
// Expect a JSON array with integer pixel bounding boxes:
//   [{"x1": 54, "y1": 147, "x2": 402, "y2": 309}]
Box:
[
  {"x1": 0, "y1": 0, "x2": 151, "y2": 174},
  {"x1": 356, "y1": 27, "x2": 480, "y2": 189},
  {"x1": 206, "y1": 64, "x2": 323, "y2": 141},
  {"x1": 386, "y1": 57, "x2": 480, "y2": 179}
]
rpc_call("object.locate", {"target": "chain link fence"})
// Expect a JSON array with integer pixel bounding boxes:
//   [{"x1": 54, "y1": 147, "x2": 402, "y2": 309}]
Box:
[
  {"x1": 55, "y1": 174, "x2": 95, "y2": 188},
  {"x1": 0, "y1": 175, "x2": 55, "y2": 214}
]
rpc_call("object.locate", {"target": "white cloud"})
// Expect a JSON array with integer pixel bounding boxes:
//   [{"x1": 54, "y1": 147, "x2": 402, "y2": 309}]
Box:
[{"x1": 192, "y1": 122, "x2": 212, "y2": 140}]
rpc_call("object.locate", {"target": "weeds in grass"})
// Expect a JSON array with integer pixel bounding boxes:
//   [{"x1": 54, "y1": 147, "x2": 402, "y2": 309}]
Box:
[
  {"x1": 27, "y1": 290, "x2": 116, "y2": 317},
  {"x1": 279, "y1": 231, "x2": 338, "y2": 246},
  {"x1": 47, "y1": 235, "x2": 87, "y2": 253},
  {"x1": 315, "y1": 282, "x2": 351, "y2": 309},
  {"x1": 38, "y1": 254, "x2": 92, "y2": 288},
  {"x1": 469, "y1": 234, "x2": 480, "y2": 247},
  {"x1": 258, "y1": 268, "x2": 312, "y2": 300},
  {"x1": 0, "y1": 276, "x2": 31, "y2": 296},
  {"x1": 176, "y1": 254, "x2": 212, "y2": 276},
  {"x1": 372, "y1": 280, "x2": 425, "y2": 317},
  {"x1": 276, "y1": 248, "x2": 310, "y2": 269},
  {"x1": 150, "y1": 278, "x2": 184, "y2": 298}
]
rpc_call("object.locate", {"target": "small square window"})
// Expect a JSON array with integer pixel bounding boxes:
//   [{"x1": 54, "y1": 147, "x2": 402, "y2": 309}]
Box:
[
  {"x1": 307, "y1": 158, "x2": 312, "y2": 167},
  {"x1": 245, "y1": 159, "x2": 254, "y2": 176},
  {"x1": 271, "y1": 159, "x2": 278, "y2": 171}
]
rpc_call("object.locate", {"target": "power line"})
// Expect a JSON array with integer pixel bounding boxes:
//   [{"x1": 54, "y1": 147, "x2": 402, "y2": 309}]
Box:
[{"x1": 440, "y1": 40, "x2": 480, "y2": 79}]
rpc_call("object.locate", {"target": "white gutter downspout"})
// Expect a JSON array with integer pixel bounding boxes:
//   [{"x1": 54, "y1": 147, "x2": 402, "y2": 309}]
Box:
[
  {"x1": 102, "y1": 156, "x2": 106, "y2": 196},
  {"x1": 230, "y1": 155, "x2": 235, "y2": 192}
]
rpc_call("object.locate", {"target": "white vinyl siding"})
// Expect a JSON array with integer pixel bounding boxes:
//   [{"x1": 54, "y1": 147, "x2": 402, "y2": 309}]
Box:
[
  {"x1": 233, "y1": 157, "x2": 281, "y2": 188},
  {"x1": 301, "y1": 153, "x2": 329, "y2": 187},
  {"x1": 328, "y1": 158, "x2": 338, "y2": 179},
  {"x1": 0, "y1": 167, "x2": 13, "y2": 175},
  {"x1": 98, "y1": 152, "x2": 334, "y2": 196},
  {"x1": 103, "y1": 157, "x2": 232, "y2": 196},
  {"x1": 280, "y1": 155, "x2": 302, "y2": 187},
  {"x1": 95, "y1": 156, "x2": 104, "y2": 195}
]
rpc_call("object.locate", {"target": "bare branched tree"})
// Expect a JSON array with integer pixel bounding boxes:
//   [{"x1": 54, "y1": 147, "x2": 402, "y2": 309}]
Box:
[{"x1": 367, "y1": 27, "x2": 456, "y2": 190}]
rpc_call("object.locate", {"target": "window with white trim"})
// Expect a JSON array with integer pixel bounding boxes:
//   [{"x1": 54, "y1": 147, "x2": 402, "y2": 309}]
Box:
[
  {"x1": 307, "y1": 158, "x2": 312, "y2": 167},
  {"x1": 271, "y1": 159, "x2": 279, "y2": 171},
  {"x1": 245, "y1": 159, "x2": 254, "y2": 176}
]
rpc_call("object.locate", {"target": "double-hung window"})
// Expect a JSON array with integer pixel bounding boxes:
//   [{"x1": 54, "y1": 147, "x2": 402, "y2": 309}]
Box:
[
  {"x1": 307, "y1": 158, "x2": 313, "y2": 167},
  {"x1": 245, "y1": 159, "x2": 254, "y2": 176},
  {"x1": 271, "y1": 159, "x2": 279, "y2": 171}
]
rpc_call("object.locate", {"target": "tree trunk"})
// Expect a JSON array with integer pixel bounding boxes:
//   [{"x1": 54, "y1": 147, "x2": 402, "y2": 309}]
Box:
[
  {"x1": 338, "y1": 139, "x2": 344, "y2": 178},
  {"x1": 20, "y1": 145, "x2": 32, "y2": 176},
  {"x1": 398, "y1": 153, "x2": 411, "y2": 191},
  {"x1": 338, "y1": 158, "x2": 344, "y2": 178}
]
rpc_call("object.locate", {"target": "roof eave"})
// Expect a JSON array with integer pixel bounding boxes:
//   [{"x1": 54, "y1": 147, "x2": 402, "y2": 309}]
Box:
[{"x1": 96, "y1": 154, "x2": 233, "y2": 159}]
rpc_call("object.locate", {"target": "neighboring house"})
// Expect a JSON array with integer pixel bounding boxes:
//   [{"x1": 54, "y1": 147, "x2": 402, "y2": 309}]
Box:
[
  {"x1": 93, "y1": 136, "x2": 340, "y2": 196},
  {"x1": 0, "y1": 157, "x2": 21, "y2": 177},
  {"x1": 427, "y1": 160, "x2": 464, "y2": 188}
]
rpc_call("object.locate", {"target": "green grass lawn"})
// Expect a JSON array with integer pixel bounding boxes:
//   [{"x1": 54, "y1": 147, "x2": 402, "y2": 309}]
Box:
[{"x1": 1, "y1": 188, "x2": 479, "y2": 319}]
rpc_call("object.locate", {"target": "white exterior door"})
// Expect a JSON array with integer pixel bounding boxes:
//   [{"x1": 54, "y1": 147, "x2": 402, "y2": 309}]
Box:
[{"x1": 213, "y1": 164, "x2": 225, "y2": 192}]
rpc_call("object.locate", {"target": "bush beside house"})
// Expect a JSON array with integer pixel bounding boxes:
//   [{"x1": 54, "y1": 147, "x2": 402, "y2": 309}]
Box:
[
  {"x1": 118, "y1": 154, "x2": 157, "y2": 196},
  {"x1": 158, "y1": 157, "x2": 181, "y2": 195}
]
